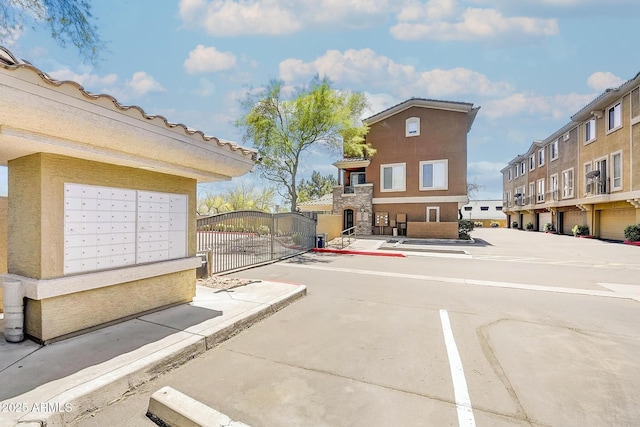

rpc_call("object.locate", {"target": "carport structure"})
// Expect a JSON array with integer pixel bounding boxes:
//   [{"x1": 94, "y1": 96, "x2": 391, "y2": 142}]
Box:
[{"x1": 0, "y1": 47, "x2": 256, "y2": 343}]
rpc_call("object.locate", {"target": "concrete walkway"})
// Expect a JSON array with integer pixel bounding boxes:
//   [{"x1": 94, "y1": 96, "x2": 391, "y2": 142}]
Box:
[{"x1": 0, "y1": 281, "x2": 306, "y2": 427}]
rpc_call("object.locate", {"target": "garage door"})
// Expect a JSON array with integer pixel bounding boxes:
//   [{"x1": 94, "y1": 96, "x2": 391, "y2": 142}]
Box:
[
  {"x1": 562, "y1": 210, "x2": 586, "y2": 235},
  {"x1": 538, "y1": 212, "x2": 552, "y2": 231},
  {"x1": 600, "y1": 208, "x2": 637, "y2": 241}
]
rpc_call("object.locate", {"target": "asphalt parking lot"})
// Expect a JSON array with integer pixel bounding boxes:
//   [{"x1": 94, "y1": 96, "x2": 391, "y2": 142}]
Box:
[{"x1": 77, "y1": 228, "x2": 640, "y2": 427}]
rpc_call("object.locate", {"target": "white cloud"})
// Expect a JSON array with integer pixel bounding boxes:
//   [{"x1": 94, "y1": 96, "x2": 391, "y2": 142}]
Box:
[
  {"x1": 279, "y1": 48, "x2": 512, "y2": 98},
  {"x1": 391, "y1": 5, "x2": 558, "y2": 41},
  {"x1": 48, "y1": 69, "x2": 119, "y2": 90},
  {"x1": 184, "y1": 45, "x2": 237, "y2": 74},
  {"x1": 0, "y1": 25, "x2": 22, "y2": 46},
  {"x1": 178, "y1": 0, "x2": 398, "y2": 36},
  {"x1": 587, "y1": 72, "x2": 625, "y2": 92},
  {"x1": 179, "y1": 0, "x2": 301, "y2": 36},
  {"x1": 126, "y1": 72, "x2": 165, "y2": 97},
  {"x1": 482, "y1": 92, "x2": 595, "y2": 120}
]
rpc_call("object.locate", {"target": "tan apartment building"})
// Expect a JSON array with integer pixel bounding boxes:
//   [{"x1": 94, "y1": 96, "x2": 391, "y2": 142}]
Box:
[
  {"x1": 332, "y1": 98, "x2": 480, "y2": 239},
  {"x1": 502, "y1": 72, "x2": 640, "y2": 240}
]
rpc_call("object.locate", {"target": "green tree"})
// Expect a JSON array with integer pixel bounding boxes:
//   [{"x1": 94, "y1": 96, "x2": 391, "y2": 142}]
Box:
[
  {"x1": 237, "y1": 77, "x2": 373, "y2": 212},
  {"x1": 296, "y1": 171, "x2": 337, "y2": 203},
  {"x1": 197, "y1": 182, "x2": 276, "y2": 214},
  {"x1": 0, "y1": 0, "x2": 104, "y2": 64}
]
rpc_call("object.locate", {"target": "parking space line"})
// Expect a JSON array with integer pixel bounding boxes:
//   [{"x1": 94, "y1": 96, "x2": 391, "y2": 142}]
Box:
[{"x1": 440, "y1": 309, "x2": 476, "y2": 427}]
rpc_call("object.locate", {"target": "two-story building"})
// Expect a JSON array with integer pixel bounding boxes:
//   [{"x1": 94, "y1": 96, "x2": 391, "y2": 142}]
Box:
[
  {"x1": 502, "y1": 72, "x2": 640, "y2": 240},
  {"x1": 332, "y1": 98, "x2": 480, "y2": 239}
]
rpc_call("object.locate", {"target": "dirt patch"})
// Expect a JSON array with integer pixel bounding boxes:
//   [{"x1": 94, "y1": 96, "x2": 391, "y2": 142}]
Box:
[{"x1": 196, "y1": 276, "x2": 261, "y2": 291}]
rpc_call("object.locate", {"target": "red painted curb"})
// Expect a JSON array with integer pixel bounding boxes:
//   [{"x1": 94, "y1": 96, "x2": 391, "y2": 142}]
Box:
[
  {"x1": 312, "y1": 248, "x2": 406, "y2": 257},
  {"x1": 623, "y1": 241, "x2": 640, "y2": 246}
]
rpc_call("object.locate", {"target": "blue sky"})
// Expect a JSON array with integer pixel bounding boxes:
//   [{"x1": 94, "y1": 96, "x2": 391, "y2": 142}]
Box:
[{"x1": 2, "y1": 0, "x2": 640, "y2": 202}]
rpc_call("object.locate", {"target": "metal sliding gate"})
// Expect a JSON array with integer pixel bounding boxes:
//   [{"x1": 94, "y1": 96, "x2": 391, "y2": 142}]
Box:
[{"x1": 197, "y1": 210, "x2": 317, "y2": 274}]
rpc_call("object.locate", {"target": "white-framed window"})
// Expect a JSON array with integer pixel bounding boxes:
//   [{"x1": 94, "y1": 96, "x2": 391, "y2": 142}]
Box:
[
  {"x1": 420, "y1": 160, "x2": 448, "y2": 190},
  {"x1": 595, "y1": 156, "x2": 608, "y2": 194},
  {"x1": 406, "y1": 117, "x2": 420, "y2": 137},
  {"x1": 611, "y1": 150, "x2": 622, "y2": 191},
  {"x1": 507, "y1": 168, "x2": 512, "y2": 181},
  {"x1": 426, "y1": 206, "x2": 440, "y2": 222},
  {"x1": 536, "y1": 179, "x2": 545, "y2": 203},
  {"x1": 528, "y1": 182, "x2": 535, "y2": 205},
  {"x1": 562, "y1": 168, "x2": 574, "y2": 199},
  {"x1": 381, "y1": 163, "x2": 406, "y2": 192},
  {"x1": 537, "y1": 147, "x2": 545, "y2": 167},
  {"x1": 520, "y1": 161, "x2": 526, "y2": 176},
  {"x1": 550, "y1": 174, "x2": 558, "y2": 200},
  {"x1": 550, "y1": 140, "x2": 558, "y2": 161},
  {"x1": 529, "y1": 154, "x2": 535, "y2": 171},
  {"x1": 607, "y1": 102, "x2": 622, "y2": 133},
  {"x1": 350, "y1": 172, "x2": 366, "y2": 186},
  {"x1": 585, "y1": 118, "x2": 596, "y2": 144},
  {"x1": 584, "y1": 162, "x2": 594, "y2": 194},
  {"x1": 505, "y1": 191, "x2": 512, "y2": 207},
  {"x1": 514, "y1": 165, "x2": 519, "y2": 178}
]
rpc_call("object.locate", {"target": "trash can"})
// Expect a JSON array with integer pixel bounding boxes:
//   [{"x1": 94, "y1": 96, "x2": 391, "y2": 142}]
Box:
[
  {"x1": 393, "y1": 228, "x2": 398, "y2": 237},
  {"x1": 317, "y1": 235, "x2": 324, "y2": 248}
]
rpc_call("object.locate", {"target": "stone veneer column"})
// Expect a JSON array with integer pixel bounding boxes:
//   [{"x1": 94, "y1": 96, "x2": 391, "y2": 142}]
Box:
[{"x1": 332, "y1": 184, "x2": 373, "y2": 236}]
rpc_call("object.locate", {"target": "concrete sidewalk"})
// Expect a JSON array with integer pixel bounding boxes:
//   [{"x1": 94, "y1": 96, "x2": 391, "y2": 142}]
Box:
[{"x1": 0, "y1": 280, "x2": 306, "y2": 427}]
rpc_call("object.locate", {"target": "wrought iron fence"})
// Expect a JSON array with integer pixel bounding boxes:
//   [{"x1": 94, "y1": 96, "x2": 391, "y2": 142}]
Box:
[{"x1": 196, "y1": 210, "x2": 317, "y2": 274}]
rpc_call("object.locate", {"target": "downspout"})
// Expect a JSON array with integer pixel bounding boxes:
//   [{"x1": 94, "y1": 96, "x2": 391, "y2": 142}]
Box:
[{"x1": 2, "y1": 279, "x2": 25, "y2": 343}]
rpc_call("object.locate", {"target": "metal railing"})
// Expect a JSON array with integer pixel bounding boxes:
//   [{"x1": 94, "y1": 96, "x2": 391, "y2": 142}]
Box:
[
  {"x1": 197, "y1": 210, "x2": 316, "y2": 274},
  {"x1": 341, "y1": 226, "x2": 357, "y2": 249}
]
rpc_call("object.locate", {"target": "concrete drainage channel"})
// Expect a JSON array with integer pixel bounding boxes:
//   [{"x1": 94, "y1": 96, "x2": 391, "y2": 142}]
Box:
[{"x1": 147, "y1": 386, "x2": 251, "y2": 427}]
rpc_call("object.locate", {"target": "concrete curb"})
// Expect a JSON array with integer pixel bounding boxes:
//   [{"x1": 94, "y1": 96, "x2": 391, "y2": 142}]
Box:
[
  {"x1": 11, "y1": 283, "x2": 306, "y2": 427},
  {"x1": 147, "y1": 386, "x2": 251, "y2": 427},
  {"x1": 312, "y1": 248, "x2": 406, "y2": 257}
]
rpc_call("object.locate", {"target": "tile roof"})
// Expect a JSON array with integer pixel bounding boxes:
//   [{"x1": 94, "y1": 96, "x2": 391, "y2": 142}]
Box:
[{"x1": 0, "y1": 46, "x2": 257, "y2": 161}]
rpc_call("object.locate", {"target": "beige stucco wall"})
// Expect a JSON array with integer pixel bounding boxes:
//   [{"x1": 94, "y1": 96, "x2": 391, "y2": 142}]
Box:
[
  {"x1": 316, "y1": 214, "x2": 342, "y2": 241},
  {"x1": 7, "y1": 153, "x2": 199, "y2": 342},
  {"x1": 26, "y1": 269, "x2": 194, "y2": 342},
  {"x1": 8, "y1": 153, "x2": 197, "y2": 280},
  {"x1": 0, "y1": 196, "x2": 6, "y2": 311}
]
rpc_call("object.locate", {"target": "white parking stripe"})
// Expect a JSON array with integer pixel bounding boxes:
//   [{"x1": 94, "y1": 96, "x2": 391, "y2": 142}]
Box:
[
  {"x1": 440, "y1": 309, "x2": 476, "y2": 427},
  {"x1": 281, "y1": 263, "x2": 639, "y2": 302}
]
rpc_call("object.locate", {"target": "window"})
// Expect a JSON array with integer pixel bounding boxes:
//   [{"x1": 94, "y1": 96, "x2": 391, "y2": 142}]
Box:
[
  {"x1": 351, "y1": 172, "x2": 366, "y2": 185},
  {"x1": 595, "y1": 157, "x2": 608, "y2": 194},
  {"x1": 381, "y1": 163, "x2": 406, "y2": 191},
  {"x1": 480, "y1": 206, "x2": 489, "y2": 211},
  {"x1": 420, "y1": 160, "x2": 448, "y2": 190},
  {"x1": 607, "y1": 102, "x2": 622, "y2": 132},
  {"x1": 550, "y1": 140, "x2": 558, "y2": 161},
  {"x1": 514, "y1": 165, "x2": 519, "y2": 178},
  {"x1": 528, "y1": 182, "x2": 534, "y2": 204},
  {"x1": 537, "y1": 148, "x2": 545, "y2": 167},
  {"x1": 585, "y1": 118, "x2": 596, "y2": 143},
  {"x1": 529, "y1": 155, "x2": 535, "y2": 171},
  {"x1": 426, "y1": 207, "x2": 440, "y2": 222},
  {"x1": 612, "y1": 151, "x2": 622, "y2": 190},
  {"x1": 464, "y1": 206, "x2": 472, "y2": 211},
  {"x1": 584, "y1": 162, "x2": 593, "y2": 194},
  {"x1": 505, "y1": 191, "x2": 512, "y2": 207},
  {"x1": 632, "y1": 88, "x2": 640, "y2": 119},
  {"x1": 406, "y1": 117, "x2": 420, "y2": 137},
  {"x1": 562, "y1": 168, "x2": 574, "y2": 198},
  {"x1": 507, "y1": 168, "x2": 512, "y2": 181},
  {"x1": 550, "y1": 174, "x2": 558, "y2": 200},
  {"x1": 520, "y1": 161, "x2": 526, "y2": 175},
  {"x1": 496, "y1": 206, "x2": 503, "y2": 211},
  {"x1": 537, "y1": 179, "x2": 545, "y2": 202}
]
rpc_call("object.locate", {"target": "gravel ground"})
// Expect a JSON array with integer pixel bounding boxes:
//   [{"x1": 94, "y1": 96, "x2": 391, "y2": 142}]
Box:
[{"x1": 196, "y1": 275, "x2": 261, "y2": 290}]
